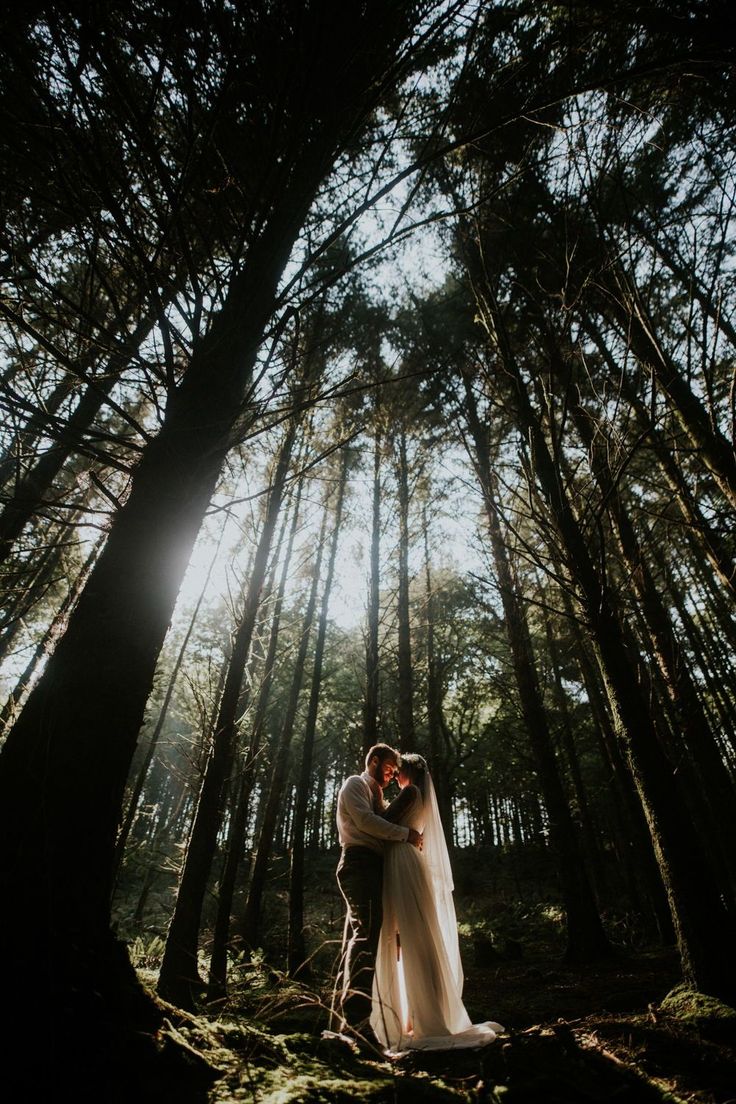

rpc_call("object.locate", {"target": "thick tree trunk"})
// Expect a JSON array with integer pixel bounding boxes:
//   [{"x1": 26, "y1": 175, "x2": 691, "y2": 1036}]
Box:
[{"x1": 113, "y1": 527, "x2": 226, "y2": 880}]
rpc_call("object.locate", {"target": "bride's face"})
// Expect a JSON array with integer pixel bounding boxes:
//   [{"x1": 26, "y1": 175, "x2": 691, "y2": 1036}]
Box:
[{"x1": 397, "y1": 767, "x2": 411, "y2": 788}]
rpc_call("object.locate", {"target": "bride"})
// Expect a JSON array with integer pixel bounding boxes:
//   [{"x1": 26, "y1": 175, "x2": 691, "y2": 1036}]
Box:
[{"x1": 370, "y1": 753, "x2": 503, "y2": 1053}]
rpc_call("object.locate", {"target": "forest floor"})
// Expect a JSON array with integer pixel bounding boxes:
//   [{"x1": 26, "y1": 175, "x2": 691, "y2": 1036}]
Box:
[
  {"x1": 122, "y1": 849, "x2": 736, "y2": 1102},
  {"x1": 151, "y1": 948, "x2": 736, "y2": 1104}
]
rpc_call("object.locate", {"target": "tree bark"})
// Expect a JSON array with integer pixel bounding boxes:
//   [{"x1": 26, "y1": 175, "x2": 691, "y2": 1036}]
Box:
[{"x1": 113, "y1": 525, "x2": 226, "y2": 881}]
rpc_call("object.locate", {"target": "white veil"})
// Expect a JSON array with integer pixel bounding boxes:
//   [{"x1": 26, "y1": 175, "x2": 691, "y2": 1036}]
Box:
[{"x1": 421, "y1": 771, "x2": 463, "y2": 990}]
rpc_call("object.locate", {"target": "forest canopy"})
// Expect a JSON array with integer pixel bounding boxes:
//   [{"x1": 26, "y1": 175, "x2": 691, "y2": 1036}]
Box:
[{"x1": 0, "y1": 0, "x2": 734, "y2": 1097}]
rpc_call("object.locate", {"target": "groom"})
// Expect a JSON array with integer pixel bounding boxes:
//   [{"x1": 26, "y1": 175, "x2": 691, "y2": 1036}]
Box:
[{"x1": 334, "y1": 743, "x2": 422, "y2": 1035}]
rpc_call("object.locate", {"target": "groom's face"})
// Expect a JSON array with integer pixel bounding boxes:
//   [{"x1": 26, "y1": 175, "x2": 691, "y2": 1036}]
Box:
[{"x1": 371, "y1": 755, "x2": 399, "y2": 789}]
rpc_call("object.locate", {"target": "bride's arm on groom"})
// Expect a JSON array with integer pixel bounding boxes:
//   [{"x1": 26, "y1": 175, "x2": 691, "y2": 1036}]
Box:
[{"x1": 380, "y1": 784, "x2": 419, "y2": 824}]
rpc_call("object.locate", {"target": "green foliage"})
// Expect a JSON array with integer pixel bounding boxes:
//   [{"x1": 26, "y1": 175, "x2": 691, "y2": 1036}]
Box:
[{"x1": 128, "y1": 932, "x2": 166, "y2": 970}]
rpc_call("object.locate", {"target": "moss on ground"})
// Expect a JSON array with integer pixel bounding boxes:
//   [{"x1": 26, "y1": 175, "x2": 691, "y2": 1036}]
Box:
[
  {"x1": 151, "y1": 953, "x2": 736, "y2": 1104},
  {"x1": 659, "y1": 985, "x2": 736, "y2": 1032}
]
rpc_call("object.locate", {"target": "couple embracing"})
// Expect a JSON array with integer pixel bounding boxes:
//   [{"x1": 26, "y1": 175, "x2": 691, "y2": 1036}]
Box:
[{"x1": 333, "y1": 743, "x2": 503, "y2": 1053}]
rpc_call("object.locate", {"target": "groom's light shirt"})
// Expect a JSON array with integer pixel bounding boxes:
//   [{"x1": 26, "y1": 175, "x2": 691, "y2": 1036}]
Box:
[{"x1": 336, "y1": 771, "x2": 409, "y2": 854}]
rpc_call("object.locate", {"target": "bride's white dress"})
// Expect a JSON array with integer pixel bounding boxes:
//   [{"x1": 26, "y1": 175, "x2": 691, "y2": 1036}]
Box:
[{"x1": 370, "y1": 777, "x2": 503, "y2": 1052}]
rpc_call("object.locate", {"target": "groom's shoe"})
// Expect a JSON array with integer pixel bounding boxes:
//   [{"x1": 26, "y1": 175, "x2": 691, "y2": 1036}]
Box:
[{"x1": 320, "y1": 1029, "x2": 357, "y2": 1050}]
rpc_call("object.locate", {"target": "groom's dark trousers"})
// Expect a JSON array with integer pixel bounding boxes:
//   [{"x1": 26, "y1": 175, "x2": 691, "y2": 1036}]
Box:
[{"x1": 336, "y1": 845, "x2": 383, "y2": 1030}]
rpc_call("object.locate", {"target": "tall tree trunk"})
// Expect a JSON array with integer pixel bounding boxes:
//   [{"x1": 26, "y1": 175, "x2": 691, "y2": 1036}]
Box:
[
  {"x1": 566, "y1": 606, "x2": 675, "y2": 943},
  {"x1": 469, "y1": 281, "x2": 736, "y2": 996},
  {"x1": 363, "y1": 429, "x2": 381, "y2": 757},
  {"x1": 649, "y1": 542, "x2": 736, "y2": 760},
  {"x1": 288, "y1": 450, "x2": 348, "y2": 976},
  {"x1": 132, "y1": 784, "x2": 189, "y2": 927},
  {"x1": 395, "y1": 427, "x2": 415, "y2": 746},
  {"x1": 462, "y1": 376, "x2": 612, "y2": 961},
  {"x1": 422, "y1": 502, "x2": 453, "y2": 841},
  {"x1": 158, "y1": 419, "x2": 299, "y2": 1007},
  {"x1": 310, "y1": 762, "x2": 327, "y2": 850},
  {"x1": 205, "y1": 478, "x2": 303, "y2": 1000},
  {"x1": 571, "y1": 397, "x2": 736, "y2": 903},
  {"x1": 240, "y1": 501, "x2": 329, "y2": 951},
  {"x1": 113, "y1": 525, "x2": 226, "y2": 881},
  {"x1": 540, "y1": 601, "x2": 607, "y2": 899}
]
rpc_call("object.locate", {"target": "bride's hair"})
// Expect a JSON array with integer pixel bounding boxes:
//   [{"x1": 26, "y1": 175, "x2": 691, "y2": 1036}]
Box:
[{"x1": 400, "y1": 752, "x2": 429, "y2": 796}]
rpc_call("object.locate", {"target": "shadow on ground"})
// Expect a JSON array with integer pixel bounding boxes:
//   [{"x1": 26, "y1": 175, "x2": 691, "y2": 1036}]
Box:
[{"x1": 146, "y1": 951, "x2": 736, "y2": 1103}]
